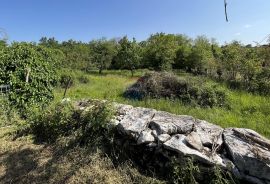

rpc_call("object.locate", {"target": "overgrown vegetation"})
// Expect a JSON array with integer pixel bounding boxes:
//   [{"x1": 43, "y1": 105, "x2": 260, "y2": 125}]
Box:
[
  {"x1": 53, "y1": 70, "x2": 270, "y2": 138},
  {"x1": 0, "y1": 43, "x2": 60, "y2": 112},
  {"x1": 171, "y1": 157, "x2": 236, "y2": 184},
  {"x1": 0, "y1": 97, "x2": 21, "y2": 127},
  {"x1": 172, "y1": 157, "x2": 200, "y2": 184},
  {"x1": 36, "y1": 33, "x2": 270, "y2": 95},
  {"x1": 124, "y1": 72, "x2": 228, "y2": 108},
  {"x1": 1, "y1": 32, "x2": 270, "y2": 183},
  {"x1": 21, "y1": 100, "x2": 113, "y2": 143}
]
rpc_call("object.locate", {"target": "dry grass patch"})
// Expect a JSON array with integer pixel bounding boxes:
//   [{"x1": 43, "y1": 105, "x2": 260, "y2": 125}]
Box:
[{"x1": 0, "y1": 127, "x2": 164, "y2": 184}]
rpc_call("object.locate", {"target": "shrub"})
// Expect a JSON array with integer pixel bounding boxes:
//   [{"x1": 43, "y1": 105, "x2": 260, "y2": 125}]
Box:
[
  {"x1": 255, "y1": 68, "x2": 270, "y2": 95},
  {"x1": 59, "y1": 73, "x2": 75, "y2": 88},
  {"x1": 171, "y1": 157, "x2": 236, "y2": 184},
  {"x1": 124, "y1": 72, "x2": 228, "y2": 108},
  {"x1": 0, "y1": 43, "x2": 59, "y2": 112},
  {"x1": 77, "y1": 75, "x2": 90, "y2": 84},
  {"x1": 209, "y1": 165, "x2": 236, "y2": 184},
  {"x1": 0, "y1": 97, "x2": 21, "y2": 127},
  {"x1": 26, "y1": 99, "x2": 114, "y2": 143},
  {"x1": 172, "y1": 157, "x2": 200, "y2": 184}
]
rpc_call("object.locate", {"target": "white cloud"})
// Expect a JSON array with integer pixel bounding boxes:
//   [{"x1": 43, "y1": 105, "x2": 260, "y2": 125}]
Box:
[
  {"x1": 234, "y1": 32, "x2": 241, "y2": 36},
  {"x1": 244, "y1": 24, "x2": 252, "y2": 28}
]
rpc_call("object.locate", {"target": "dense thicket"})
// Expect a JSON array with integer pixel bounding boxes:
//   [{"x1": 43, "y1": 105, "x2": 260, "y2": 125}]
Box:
[
  {"x1": 0, "y1": 42, "x2": 60, "y2": 111},
  {"x1": 35, "y1": 34, "x2": 270, "y2": 94}
]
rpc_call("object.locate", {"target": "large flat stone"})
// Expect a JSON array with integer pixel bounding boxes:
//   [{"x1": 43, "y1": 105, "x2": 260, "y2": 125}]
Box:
[
  {"x1": 116, "y1": 107, "x2": 156, "y2": 139},
  {"x1": 163, "y1": 134, "x2": 225, "y2": 166},
  {"x1": 223, "y1": 128, "x2": 270, "y2": 182},
  {"x1": 149, "y1": 111, "x2": 194, "y2": 135}
]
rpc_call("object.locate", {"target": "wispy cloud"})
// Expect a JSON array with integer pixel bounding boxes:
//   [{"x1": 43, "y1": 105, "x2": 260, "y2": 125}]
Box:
[
  {"x1": 234, "y1": 32, "x2": 241, "y2": 36},
  {"x1": 244, "y1": 24, "x2": 252, "y2": 28}
]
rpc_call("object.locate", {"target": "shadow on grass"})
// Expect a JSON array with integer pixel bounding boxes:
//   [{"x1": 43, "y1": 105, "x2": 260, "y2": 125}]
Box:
[
  {"x1": 0, "y1": 134, "x2": 165, "y2": 184},
  {"x1": 0, "y1": 148, "x2": 38, "y2": 183}
]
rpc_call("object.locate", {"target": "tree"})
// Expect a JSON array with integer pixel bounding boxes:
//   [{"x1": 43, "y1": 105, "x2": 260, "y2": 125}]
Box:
[
  {"x1": 221, "y1": 41, "x2": 244, "y2": 80},
  {"x1": 115, "y1": 36, "x2": 141, "y2": 76},
  {"x1": 173, "y1": 34, "x2": 192, "y2": 70},
  {"x1": 90, "y1": 39, "x2": 117, "y2": 74},
  {"x1": 188, "y1": 36, "x2": 214, "y2": 74},
  {"x1": 143, "y1": 33, "x2": 178, "y2": 70},
  {"x1": 0, "y1": 40, "x2": 7, "y2": 49},
  {"x1": 39, "y1": 37, "x2": 59, "y2": 48},
  {"x1": 240, "y1": 48, "x2": 262, "y2": 84},
  {"x1": 60, "y1": 39, "x2": 92, "y2": 70}
]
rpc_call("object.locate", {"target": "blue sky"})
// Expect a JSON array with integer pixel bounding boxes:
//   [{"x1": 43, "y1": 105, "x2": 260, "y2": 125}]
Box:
[{"x1": 1, "y1": 0, "x2": 270, "y2": 44}]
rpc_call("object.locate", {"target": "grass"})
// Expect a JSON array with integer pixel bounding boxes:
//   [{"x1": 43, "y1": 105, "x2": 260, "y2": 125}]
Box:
[
  {"x1": 54, "y1": 69, "x2": 270, "y2": 138},
  {"x1": 0, "y1": 126, "x2": 165, "y2": 184},
  {"x1": 1, "y1": 69, "x2": 269, "y2": 183}
]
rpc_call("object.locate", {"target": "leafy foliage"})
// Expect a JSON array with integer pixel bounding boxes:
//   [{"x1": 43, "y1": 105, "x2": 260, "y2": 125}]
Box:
[
  {"x1": 143, "y1": 33, "x2": 178, "y2": 70},
  {"x1": 25, "y1": 100, "x2": 114, "y2": 142},
  {"x1": 59, "y1": 73, "x2": 75, "y2": 88},
  {"x1": 90, "y1": 39, "x2": 118, "y2": 74},
  {"x1": 35, "y1": 34, "x2": 270, "y2": 94},
  {"x1": 0, "y1": 43, "x2": 59, "y2": 112},
  {"x1": 0, "y1": 97, "x2": 21, "y2": 127},
  {"x1": 114, "y1": 36, "x2": 141, "y2": 76},
  {"x1": 172, "y1": 157, "x2": 200, "y2": 184},
  {"x1": 188, "y1": 36, "x2": 215, "y2": 75}
]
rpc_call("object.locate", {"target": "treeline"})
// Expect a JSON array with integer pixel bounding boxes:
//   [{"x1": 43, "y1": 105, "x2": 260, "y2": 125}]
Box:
[{"x1": 1, "y1": 33, "x2": 270, "y2": 94}]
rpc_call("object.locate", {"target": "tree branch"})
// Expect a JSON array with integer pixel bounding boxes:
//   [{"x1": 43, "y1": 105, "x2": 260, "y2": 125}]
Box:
[{"x1": 224, "y1": 0, "x2": 228, "y2": 22}]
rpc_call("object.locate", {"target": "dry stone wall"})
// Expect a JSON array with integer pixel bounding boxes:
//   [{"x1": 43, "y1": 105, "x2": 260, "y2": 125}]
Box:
[{"x1": 76, "y1": 100, "x2": 270, "y2": 184}]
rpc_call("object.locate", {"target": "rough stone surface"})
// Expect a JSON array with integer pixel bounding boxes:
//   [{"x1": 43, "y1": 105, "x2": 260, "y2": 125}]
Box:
[
  {"x1": 76, "y1": 100, "x2": 270, "y2": 184},
  {"x1": 163, "y1": 134, "x2": 225, "y2": 166},
  {"x1": 157, "y1": 134, "x2": 171, "y2": 143},
  {"x1": 223, "y1": 128, "x2": 270, "y2": 183},
  {"x1": 185, "y1": 131, "x2": 204, "y2": 151},
  {"x1": 137, "y1": 130, "x2": 155, "y2": 144},
  {"x1": 195, "y1": 120, "x2": 223, "y2": 148},
  {"x1": 116, "y1": 107, "x2": 156, "y2": 139}
]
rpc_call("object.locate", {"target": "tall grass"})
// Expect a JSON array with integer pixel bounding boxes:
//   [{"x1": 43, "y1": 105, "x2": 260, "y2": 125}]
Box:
[{"x1": 54, "y1": 70, "x2": 270, "y2": 138}]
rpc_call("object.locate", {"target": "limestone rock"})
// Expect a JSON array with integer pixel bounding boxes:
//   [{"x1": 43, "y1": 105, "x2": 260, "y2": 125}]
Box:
[
  {"x1": 110, "y1": 102, "x2": 270, "y2": 183},
  {"x1": 185, "y1": 131, "x2": 203, "y2": 151},
  {"x1": 137, "y1": 130, "x2": 155, "y2": 144},
  {"x1": 116, "y1": 107, "x2": 156, "y2": 139},
  {"x1": 157, "y1": 134, "x2": 171, "y2": 143},
  {"x1": 149, "y1": 111, "x2": 194, "y2": 135},
  {"x1": 195, "y1": 120, "x2": 223, "y2": 148},
  {"x1": 163, "y1": 134, "x2": 225, "y2": 166},
  {"x1": 223, "y1": 128, "x2": 270, "y2": 183}
]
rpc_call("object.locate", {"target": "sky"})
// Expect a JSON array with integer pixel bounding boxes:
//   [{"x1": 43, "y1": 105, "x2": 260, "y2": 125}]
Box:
[{"x1": 0, "y1": 0, "x2": 270, "y2": 45}]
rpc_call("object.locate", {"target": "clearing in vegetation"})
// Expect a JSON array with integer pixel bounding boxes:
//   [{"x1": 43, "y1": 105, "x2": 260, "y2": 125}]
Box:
[{"x1": 54, "y1": 70, "x2": 270, "y2": 138}]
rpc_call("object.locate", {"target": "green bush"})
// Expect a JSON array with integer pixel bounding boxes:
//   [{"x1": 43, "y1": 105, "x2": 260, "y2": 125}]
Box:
[
  {"x1": 0, "y1": 97, "x2": 21, "y2": 127},
  {"x1": 0, "y1": 43, "x2": 59, "y2": 112},
  {"x1": 209, "y1": 166, "x2": 236, "y2": 184},
  {"x1": 77, "y1": 75, "x2": 90, "y2": 84},
  {"x1": 171, "y1": 157, "x2": 236, "y2": 184},
  {"x1": 26, "y1": 99, "x2": 114, "y2": 143},
  {"x1": 59, "y1": 73, "x2": 75, "y2": 88},
  {"x1": 255, "y1": 68, "x2": 270, "y2": 95},
  {"x1": 172, "y1": 157, "x2": 200, "y2": 184},
  {"x1": 124, "y1": 72, "x2": 228, "y2": 108}
]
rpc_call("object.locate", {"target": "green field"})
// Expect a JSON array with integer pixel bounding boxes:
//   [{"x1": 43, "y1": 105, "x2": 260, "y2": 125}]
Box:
[{"x1": 54, "y1": 70, "x2": 270, "y2": 138}]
